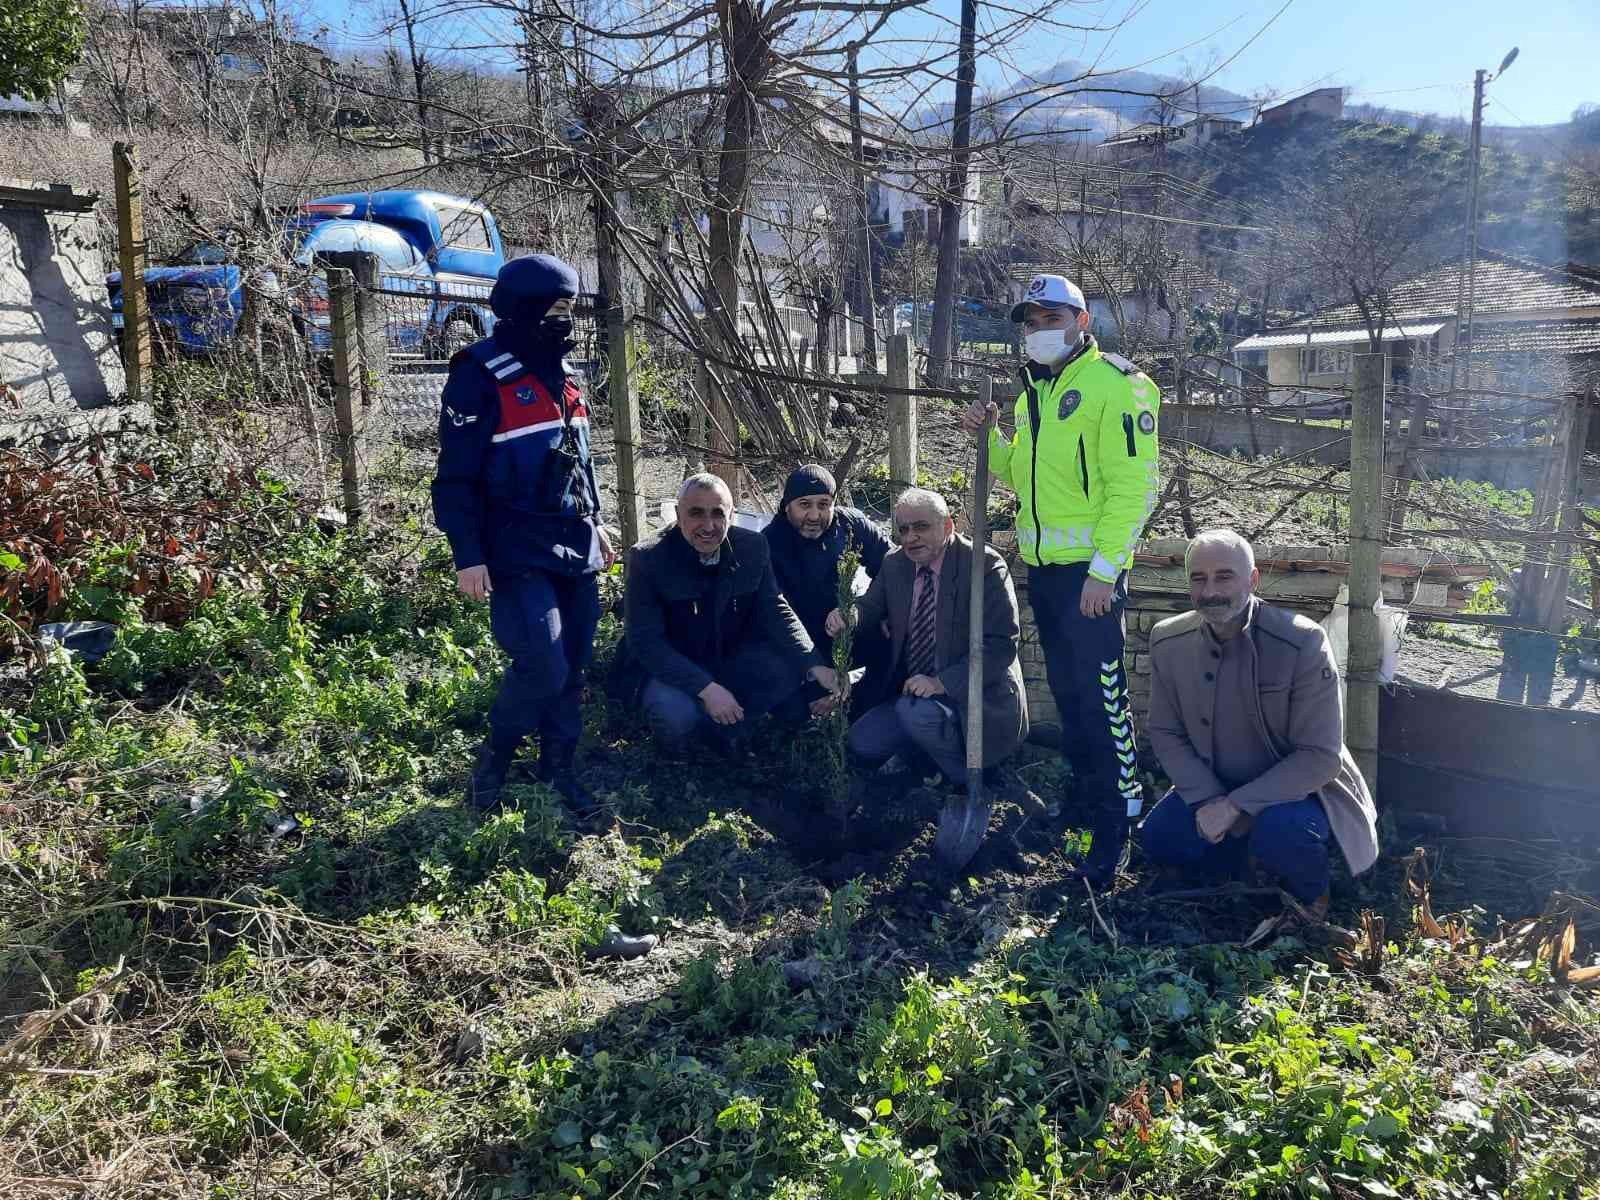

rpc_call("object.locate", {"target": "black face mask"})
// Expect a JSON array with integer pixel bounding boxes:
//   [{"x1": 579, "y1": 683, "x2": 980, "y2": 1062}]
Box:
[{"x1": 534, "y1": 315, "x2": 575, "y2": 346}]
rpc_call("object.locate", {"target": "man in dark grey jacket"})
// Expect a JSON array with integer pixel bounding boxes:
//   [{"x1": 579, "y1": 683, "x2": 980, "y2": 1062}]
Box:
[
  {"x1": 845, "y1": 489, "x2": 1028, "y2": 871},
  {"x1": 1139, "y1": 529, "x2": 1379, "y2": 915},
  {"x1": 625, "y1": 474, "x2": 838, "y2": 749}
]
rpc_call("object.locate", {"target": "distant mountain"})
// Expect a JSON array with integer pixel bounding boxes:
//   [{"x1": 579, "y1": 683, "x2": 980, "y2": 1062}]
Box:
[{"x1": 916, "y1": 59, "x2": 1254, "y2": 143}]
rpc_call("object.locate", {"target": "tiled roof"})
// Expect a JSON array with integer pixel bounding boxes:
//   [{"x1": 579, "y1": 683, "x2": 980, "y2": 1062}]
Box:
[
  {"x1": 1008, "y1": 258, "x2": 1227, "y2": 299},
  {"x1": 1281, "y1": 252, "x2": 1600, "y2": 329},
  {"x1": 1466, "y1": 319, "x2": 1600, "y2": 357}
]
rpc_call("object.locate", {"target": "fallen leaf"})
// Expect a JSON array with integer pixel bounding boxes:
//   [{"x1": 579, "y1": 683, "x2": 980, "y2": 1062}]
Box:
[{"x1": 1553, "y1": 920, "x2": 1576, "y2": 977}]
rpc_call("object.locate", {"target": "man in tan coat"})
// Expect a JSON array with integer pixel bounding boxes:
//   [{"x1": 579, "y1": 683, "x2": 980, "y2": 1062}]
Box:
[
  {"x1": 1140, "y1": 529, "x2": 1379, "y2": 915},
  {"x1": 846, "y1": 489, "x2": 1028, "y2": 870}
]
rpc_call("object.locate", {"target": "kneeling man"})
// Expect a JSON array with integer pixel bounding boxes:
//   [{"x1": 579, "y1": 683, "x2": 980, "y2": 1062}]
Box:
[
  {"x1": 625, "y1": 473, "x2": 838, "y2": 749},
  {"x1": 1140, "y1": 529, "x2": 1378, "y2": 916},
  {"x1": 846, "y1": 488, "x2": 1028, "y2": 870}
]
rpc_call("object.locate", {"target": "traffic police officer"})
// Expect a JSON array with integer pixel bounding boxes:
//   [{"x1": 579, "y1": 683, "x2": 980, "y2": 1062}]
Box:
[
  {"x1": 432, "y1": 253, "x2": 614, "y2": 815},
  {"x1": 961, "y1": 274, "x2": 1161, "y2": 884}
]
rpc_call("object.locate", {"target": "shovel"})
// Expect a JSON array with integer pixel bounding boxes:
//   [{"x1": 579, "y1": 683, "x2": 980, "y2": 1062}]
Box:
[{"x1": 935, "y1": 376, "x2": 996, "y2": 875}]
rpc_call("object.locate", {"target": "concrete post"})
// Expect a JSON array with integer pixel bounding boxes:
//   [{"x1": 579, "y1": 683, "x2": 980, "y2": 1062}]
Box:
[
  {"x1": 1346, "y1": 353, "x2": 1386, "y2": 792},
  {"x1": 112, "y1": 143, "x2": 151, "y2": 403},
  {"x1": 887, "y1": 332, "x2": 915, "y2": 503}
]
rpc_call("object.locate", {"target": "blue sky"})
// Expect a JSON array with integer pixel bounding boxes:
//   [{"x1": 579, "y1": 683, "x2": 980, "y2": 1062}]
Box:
[{"x1": 306, "y1": 0, "x2": 1598, "y2": 128}]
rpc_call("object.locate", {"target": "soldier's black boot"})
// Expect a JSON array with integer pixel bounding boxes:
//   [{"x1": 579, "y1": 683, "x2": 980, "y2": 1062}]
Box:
[
  {"x1": 466, "y1": 739, "x2": 516, "y2": 813},
  {"x1": 538, "y1": 740, "x2": 600, "y2": 817}
]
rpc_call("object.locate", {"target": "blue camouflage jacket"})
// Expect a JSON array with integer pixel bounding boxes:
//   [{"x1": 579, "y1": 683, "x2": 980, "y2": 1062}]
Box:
[{"x1": 430, "y1": 334, "x2": 602, "y2": 578}]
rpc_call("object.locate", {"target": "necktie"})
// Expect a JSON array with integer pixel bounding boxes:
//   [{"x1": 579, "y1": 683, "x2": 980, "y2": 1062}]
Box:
[{"x1": 906, "y1": 566, "x2": 936, "y2": 677}]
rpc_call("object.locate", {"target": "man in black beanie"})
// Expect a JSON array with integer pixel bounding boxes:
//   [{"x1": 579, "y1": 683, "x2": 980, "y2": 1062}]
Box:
[
  {"x1": 762, "y1": 464, "x2": 892, "y2": 714},
  {"x1": 432, "y1": 253, "x2": 613, "y2": 815}
]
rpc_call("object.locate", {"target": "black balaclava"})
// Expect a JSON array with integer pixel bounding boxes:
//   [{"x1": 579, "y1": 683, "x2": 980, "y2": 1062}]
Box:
[{"x1": 490, "y1": 253, "x2": 580, "y2": 400}]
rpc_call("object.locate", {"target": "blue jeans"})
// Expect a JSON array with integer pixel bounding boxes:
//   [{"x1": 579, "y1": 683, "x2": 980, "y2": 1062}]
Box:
[
  {"x1": 486, "y1": 568, "x2": 600, "y2": 747},
  {"x1": 640, "y1": 646, "x2": 808, "y2": 748},
  {"x1": 1138, "y1": 788, "x2": 1332, "y2": 903}
]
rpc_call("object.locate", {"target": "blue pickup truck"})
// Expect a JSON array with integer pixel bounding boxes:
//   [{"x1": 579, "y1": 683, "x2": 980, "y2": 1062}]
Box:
[{"x1": 108, "y1": 190, "x2": 506, "y2": 359}]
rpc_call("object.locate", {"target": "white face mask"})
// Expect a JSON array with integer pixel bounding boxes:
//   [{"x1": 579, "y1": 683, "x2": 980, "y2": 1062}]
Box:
[{"x1": 1025, "y1": 327, "x2": 1077, "y2": 366}]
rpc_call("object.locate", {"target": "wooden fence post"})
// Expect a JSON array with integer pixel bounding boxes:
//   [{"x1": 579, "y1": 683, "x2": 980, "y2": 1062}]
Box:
[
  {"x1": 707, "y1": 362, "x2": 739, "y2": 505},
  {"x1": 327, "y1": 266, "x2": 364, "y2": 525},
  {"x1": 1346, "y1": 353, "x2": 1386, "y2": 792},
  {"x1": 348, "y1": 251, "x2": 387, "y2": 411},
  {"x1": 112, "y1": 142, "x2": 151, "y2": 404},
  {"x1": 1499, "y1": 392, "x2": 1593, "y2": 705},
  {"x1": 887, "y1": 332, "x2": 915, "y2": 503},
  {"x1": 607, "y1": 297, "x2": 647, "y2": 550},
  {"x1": 690, "y1": 359, "x2": 710, "y2": 474}
]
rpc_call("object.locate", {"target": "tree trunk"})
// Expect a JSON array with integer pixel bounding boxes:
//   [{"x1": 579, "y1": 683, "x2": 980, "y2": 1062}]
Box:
[
  {"x1": 924, "y1": 0, "x2": 978, "y2": 386},
  {"x1": 705, "y1": 0, "x2": 768, "y2": 492},
  {"x1": 397, "y1": 0, "x2": 432, "y2": 162},
  {"x1": 846, "y1": 45, "x2": 878, "y2": 369}
]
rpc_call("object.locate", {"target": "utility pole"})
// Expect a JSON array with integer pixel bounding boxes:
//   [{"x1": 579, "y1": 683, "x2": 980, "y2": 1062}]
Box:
[
  {"x1": 925, "y1": 0, "x2": 978, "y2": 386},
  {"x1": 1448, "y1": 69, "x2": 1486, "y2": 411},
  {"x1": 1447, "y1": 48, "x2": 1518, "y2": 430},
  {"x1": 847, "y1": 44, "x2": 879, "y2": 370}
]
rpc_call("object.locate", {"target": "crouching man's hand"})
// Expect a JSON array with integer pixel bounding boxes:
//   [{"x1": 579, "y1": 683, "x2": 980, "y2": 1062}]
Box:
[
  {"x1": 902, "y1": 674, "x2": 946, "y2": 699},
  {"x1": 1195, "y1": 795, "x2": 1243, "y2": 844},
  {"x1": 808, "y1": 665, "x2": 840, "y2": 694},
  {"x1": 698, "y1": 682, "x2": 745, "y2": 725}
]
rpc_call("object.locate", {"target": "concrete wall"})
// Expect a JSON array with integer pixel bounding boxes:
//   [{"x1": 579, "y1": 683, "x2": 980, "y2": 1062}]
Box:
[
  {"x1": 1160, "y1": 404, "x2": 1573, "y2": 495},
  {"x1": 0, "y1": 181, "x2": 131, "y2": 441}
]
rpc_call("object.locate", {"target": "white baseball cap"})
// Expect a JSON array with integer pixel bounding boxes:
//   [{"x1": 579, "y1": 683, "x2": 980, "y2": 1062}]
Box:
[{"x1": 1011, "y1": 274, "x2": 1086, "y2": 322}]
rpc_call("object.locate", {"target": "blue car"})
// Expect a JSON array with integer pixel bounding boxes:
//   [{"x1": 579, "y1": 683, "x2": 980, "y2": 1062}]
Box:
[{"x1": 107, "y1": 190, "x2": 506, "y2": 360}]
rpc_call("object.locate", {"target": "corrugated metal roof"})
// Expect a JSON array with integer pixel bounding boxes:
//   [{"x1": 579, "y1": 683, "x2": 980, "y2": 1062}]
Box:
[{"x1": 1232, "y1": 322, "x2": 1446, "y2": 352}]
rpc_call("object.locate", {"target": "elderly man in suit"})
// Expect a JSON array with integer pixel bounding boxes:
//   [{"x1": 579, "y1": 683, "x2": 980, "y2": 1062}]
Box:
[
  {"x1": 1139, "y1": 529, "x2": 1380, "y2": 917},
  {"x1": 844, "y1": 487, "x2": 1028, "y2": 870}
]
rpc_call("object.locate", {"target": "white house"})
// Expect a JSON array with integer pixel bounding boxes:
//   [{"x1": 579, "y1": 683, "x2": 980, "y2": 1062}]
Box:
[{"x1": 1230, "y1": 252, "x2": 1600, "y2": 409}]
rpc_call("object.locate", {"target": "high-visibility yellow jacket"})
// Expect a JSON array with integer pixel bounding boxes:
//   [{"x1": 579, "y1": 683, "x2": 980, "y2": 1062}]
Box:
[{"x1": 989, "y1": 338, "x2": 1161, "y2": 582}]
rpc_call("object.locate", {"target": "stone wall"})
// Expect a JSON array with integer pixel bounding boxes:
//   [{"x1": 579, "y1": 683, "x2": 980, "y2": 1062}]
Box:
[
  {"x1": 999, "y1": 532, "x2": 1430, "y2": 751},
  {"x1": 0, "y1": 179, "x2": 134, "y2": 442}
]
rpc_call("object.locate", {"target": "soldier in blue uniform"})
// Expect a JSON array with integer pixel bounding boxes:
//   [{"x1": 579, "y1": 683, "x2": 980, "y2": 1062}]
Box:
[{"x1": 432, "y1": 254, "x2": 614, "y2": 814}]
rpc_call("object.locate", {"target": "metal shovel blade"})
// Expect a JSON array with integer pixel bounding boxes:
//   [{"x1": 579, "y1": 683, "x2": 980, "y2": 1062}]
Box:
[{"x1": 934, "y1": 794, "x2": 993, "y2": 875}]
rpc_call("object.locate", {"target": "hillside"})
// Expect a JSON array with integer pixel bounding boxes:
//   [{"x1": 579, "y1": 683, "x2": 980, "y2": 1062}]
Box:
[{"x1": 1192, "y1": 117, "x2": 1600, "y2": 268}]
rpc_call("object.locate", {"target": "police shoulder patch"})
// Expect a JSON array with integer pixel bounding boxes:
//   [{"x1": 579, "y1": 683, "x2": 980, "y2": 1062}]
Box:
[
  {"x1": 1137, "y1": 410, "x2": 1156, "y2": 434},
  {"x1": 1100, "y1": 352, "x2": 1144, "y2": 378}
]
